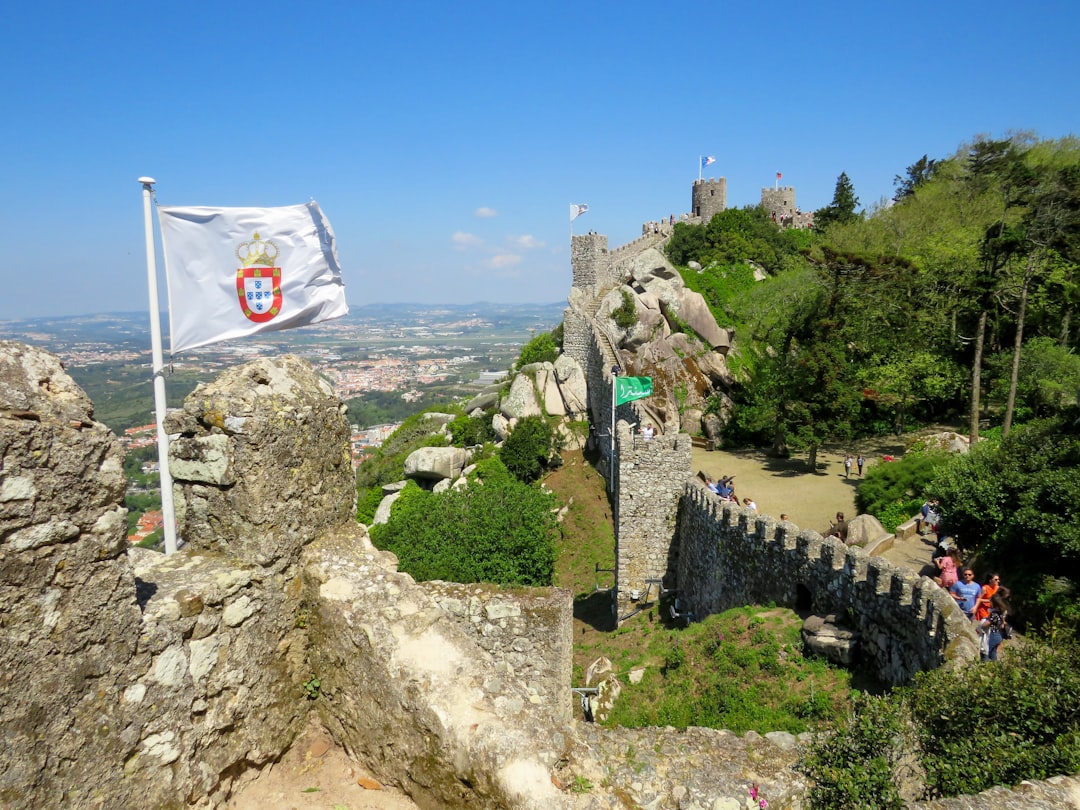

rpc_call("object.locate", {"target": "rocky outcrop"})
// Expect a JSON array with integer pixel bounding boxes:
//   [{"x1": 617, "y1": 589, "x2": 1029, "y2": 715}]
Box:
[
  {"x1": 403, "y1": 445, "x2": 468, "y2": 481},
  {"x1": 164, "y1": 355, "x2": 355, "y2": 572},
  {"x1": 802, "y1": 613, "x2": 860, "y2": 666}
]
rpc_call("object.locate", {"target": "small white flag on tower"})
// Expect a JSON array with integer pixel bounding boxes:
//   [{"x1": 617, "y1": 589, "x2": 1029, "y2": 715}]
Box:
[
  {"x1": 570, "y1": 203, "x2": 589, "y2": 222},
  {"x1": 158, "y1": 202, "x2": 348, "y2": 353}
]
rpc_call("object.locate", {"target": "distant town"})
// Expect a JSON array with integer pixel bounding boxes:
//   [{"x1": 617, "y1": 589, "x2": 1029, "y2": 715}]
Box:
[{"x1": 1, "y1": 302, "x2": 564, "y2": 545}]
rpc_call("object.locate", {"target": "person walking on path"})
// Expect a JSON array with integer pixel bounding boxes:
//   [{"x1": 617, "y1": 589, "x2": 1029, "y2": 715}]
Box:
[
  {"x1": 844, "y1": 454, "x2": 853, "y2": 478},
  {"x1": 856, "y1": 454, "x2": 865, "y2": 477}
]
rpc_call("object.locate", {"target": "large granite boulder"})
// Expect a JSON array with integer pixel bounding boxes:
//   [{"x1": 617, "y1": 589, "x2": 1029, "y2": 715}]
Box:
[
  {"x1": 552, "y1": 355, "x2": 587, "y2": 416},
  {"x1": 164, "y1": 354, "x2": 354, "y2": 572},
  {"x1": 500, "y1": 374, "x2": 542, "y2": 419},
  {"x1": 845, "y1": 513, "x2": 891, "y2": 547},
  {"x1": 403, "y1": 446, "x2": 468, "y2": 482},
  {"x1": 0, "y1": 341, "x2": 140, "y2": 807}
]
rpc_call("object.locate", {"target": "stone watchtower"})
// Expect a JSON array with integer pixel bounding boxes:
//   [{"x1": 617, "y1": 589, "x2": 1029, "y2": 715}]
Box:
[
  {"x1": 692, "y1": 177, "x2": 727, "y2": 223},
  {"x1": 760, "y1": 186, "x2": 796, "y2": 221}
]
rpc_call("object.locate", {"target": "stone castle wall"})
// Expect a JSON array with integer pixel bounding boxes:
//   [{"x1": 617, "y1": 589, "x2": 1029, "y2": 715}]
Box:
[
  {"x1": 676, "y1": 486, "x2": 979, "y2": 684},
  {"x1": 422, "y1": 581, "x2": 575, "y2": 725},
  {"x1": 613, "y1": 416, "x2": 692, "y2": 615}
]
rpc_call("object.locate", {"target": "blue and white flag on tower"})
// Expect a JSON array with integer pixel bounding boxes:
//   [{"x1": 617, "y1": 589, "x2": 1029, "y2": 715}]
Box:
[
  {"x1": 158, "y1": 202, "x2": 348, "y2": 353},
  {"x1": 702, "y1": 156, "x2": 716, "y2": 168},
  {"x1": 570, "y1": 203, "x2": 589, "y2": 222}
]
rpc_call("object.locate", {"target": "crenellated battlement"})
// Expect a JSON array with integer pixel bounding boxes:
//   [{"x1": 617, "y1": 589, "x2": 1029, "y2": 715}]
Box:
[{"x1": 675, "y1": 482, "x2": 979, "y2": 684}]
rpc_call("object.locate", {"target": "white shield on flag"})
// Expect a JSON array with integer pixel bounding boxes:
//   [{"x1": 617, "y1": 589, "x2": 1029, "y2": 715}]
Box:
[{"x1": 236, "y1": 267, "x2": 283, "y2": 323}]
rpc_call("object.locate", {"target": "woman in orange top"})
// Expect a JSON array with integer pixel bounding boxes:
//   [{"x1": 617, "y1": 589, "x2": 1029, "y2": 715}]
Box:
[{"x1": 974, "y1": 573, "x2": 1001, "y2": 622}]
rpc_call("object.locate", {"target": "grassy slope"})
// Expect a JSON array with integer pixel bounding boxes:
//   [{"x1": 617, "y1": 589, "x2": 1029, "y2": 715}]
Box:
[{"x1": 545, "y1": 449, "x2": 855, "y2": 734}]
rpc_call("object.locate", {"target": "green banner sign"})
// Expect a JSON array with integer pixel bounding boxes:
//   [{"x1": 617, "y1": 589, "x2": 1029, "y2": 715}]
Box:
[{"x1": 614, "y1": 376, "x2": 653, "y2": 405}]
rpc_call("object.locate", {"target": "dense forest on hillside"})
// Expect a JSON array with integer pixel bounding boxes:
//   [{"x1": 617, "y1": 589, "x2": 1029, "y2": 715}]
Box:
[{"x1": 664, "y1": 134, "x2": 1080, "y2": 632}]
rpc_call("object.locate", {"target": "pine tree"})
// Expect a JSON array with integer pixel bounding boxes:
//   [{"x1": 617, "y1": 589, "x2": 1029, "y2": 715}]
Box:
[{"x1": 814, "y1": 172, "x2": 861, "y2": 229}]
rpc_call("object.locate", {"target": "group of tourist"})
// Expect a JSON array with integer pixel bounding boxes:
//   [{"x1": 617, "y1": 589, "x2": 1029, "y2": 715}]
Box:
[
  {"x1": 702, "y1": 475, "x2": 756, "y2": 512},
  {"x1": 948, "y1": 567, "x2": 1011, "y2": 662},
  {"x1": 926, "y1": 509, "x2": 1011, "y2": 662}
]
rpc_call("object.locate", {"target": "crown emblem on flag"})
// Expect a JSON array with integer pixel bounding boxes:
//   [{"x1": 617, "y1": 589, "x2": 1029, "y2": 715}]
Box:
[{"x1": 236, "y1": 232, "x2": 280, "y2": 267}]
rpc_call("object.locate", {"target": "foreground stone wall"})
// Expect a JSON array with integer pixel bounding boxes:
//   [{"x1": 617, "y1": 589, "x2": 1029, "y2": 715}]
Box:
[
  {"x1": 676, "y1": 485, "x2": 980, "y2": 684},
  {"x1": 423, "y1": 581, "x2": 575, "y2": 725}
]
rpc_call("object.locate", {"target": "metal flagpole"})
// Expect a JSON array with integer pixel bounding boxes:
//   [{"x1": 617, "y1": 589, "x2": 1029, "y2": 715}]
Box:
[
  {"x1": 698, "y1": 156, "x2": 702, "y2": 181},
  {"x1": 139, "y1": 176, "x2": 179, "y2": 555}
]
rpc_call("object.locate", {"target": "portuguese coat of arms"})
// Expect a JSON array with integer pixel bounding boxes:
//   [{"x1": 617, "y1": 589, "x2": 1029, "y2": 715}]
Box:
[{"x1": 235, "y1": 232, "x2": 282, "y2": 323}]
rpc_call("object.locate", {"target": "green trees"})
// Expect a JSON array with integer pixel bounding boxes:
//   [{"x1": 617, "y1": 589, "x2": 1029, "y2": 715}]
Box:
[
  {"x1": 499, "y1": 415, "x2": 554, "y2": 483},
  {"x1": 929, "y1": 413, "x2": 1080, "y2": 626},
  {"x1": 368, "y1": 457, "x2": 557, "y2": 586},
  {"x1": 516, "y1": 330, "x2": 560, "y2": 369},
  {"x1": 814, "y1": 172, "x2": 861, "y2": 229},
  {"x1": 802, "y1": 631, "x2": 1080, "y2": 805}
]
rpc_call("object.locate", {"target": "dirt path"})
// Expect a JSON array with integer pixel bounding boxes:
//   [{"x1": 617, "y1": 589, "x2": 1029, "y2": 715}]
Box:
[
  {"x1": 226, "y1": 722, "x2": 419, "y2": 809},
  {"x1": 692, "y1": 443, "x2": 901, "y2": 536},
  {"x1": 694, "y1": 442, "x2": 940, "y2": 578}
]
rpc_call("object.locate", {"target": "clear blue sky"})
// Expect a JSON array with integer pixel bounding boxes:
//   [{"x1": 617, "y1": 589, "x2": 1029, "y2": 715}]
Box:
[{"x1": 2, "y1": 1, "x2": 1077, "y2": 320}]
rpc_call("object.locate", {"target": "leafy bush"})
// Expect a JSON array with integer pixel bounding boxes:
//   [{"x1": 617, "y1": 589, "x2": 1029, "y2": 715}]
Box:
[
  {"x1": 908, "y1": 628, "x2": 1080, "y2": 797},
  {"x1": 500, "y1": 415, "x2": 553, "y2": 483},
  {"x1": 802, "y1": 629, "x2": 1080, "y2": 803},
  {"x1": 854, "y1": 450, "x2": 948, "y2": 522},
  {"x1": 611, "y1": 290, "x2": 638, "y2": 329},
  {"x1": 448, "y1": 412, "x2": 498, "y2": 447},
  {"x1": 800, "y1": 693, "x2": 907, "y2": 810},
  {"x1": 516, "y1": 330, "x2": 559, "y2": 369},
  {"x1": 355, "y1": 485, "x2": 385, "y2": 525},
  {"x1": 368, "y1": 457, "x2": 556, "y2": 586}
]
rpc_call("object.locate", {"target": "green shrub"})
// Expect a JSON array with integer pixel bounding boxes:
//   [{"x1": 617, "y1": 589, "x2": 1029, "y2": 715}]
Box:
[
  {"x1": 908, "y1": 628, "x2": 1080, "y2": 797},
  {"x1": 368, "y1": 458, "x2": 556, "y2": 586},
  {"x1": 448, "y1": 412, "x2": 498, "y2": 447},
  {"x1": 516, "y1": 330, "x2": 559, "y2": 369},
  {"x1": 355, "y1": 485, "x2": 385, "y2": 525},
  {"x1": 611, "y1": 290, "x2": 638, "y2": 329},
  {"x1": 854, "y1": 451, "x2": 947, "y2": 521},
  {"x1": 500, "y1": 415, "x2": 553, "y2": 483},
  {"x1": 800, "y1": 693, "x2": 907, "y2": 810},
  {"x1": 802, "y1": 629, "x2": 1080, "y2": 803}
]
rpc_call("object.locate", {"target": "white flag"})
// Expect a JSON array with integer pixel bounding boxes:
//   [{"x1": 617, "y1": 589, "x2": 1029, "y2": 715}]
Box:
[
  {"x1": 570, "y1": 203, "x2": 589, "y2": 222},
  {"x1": 158, "y1": 202, "x2": 348, "y2": 353}
]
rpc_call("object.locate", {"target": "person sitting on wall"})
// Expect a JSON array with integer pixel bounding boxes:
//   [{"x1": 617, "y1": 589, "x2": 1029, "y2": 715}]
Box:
[
  {"x1": 827, "y1": 511, "x2": 848, "y2": 543},
  {"x1": 742, "y1": 497, "x2": 757, "y2": 512},
  {"x1": 950, "y1": 568, "x2": 982, "y2": 620},
  {"x1": 716, "y1": 476, "x2": 735, "y2": 500},
  {"x1": 703, "y1": 476, "x2": 720, "y2": 495}
]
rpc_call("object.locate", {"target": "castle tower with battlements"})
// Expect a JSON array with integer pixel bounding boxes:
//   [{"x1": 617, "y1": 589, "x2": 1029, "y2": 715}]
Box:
[
  {"x1": 692, "y1": 177, "x2": 727, "y2": 223},
  {"x1": 761, "y1": 185, "x2": 814, "y2": 229}
]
